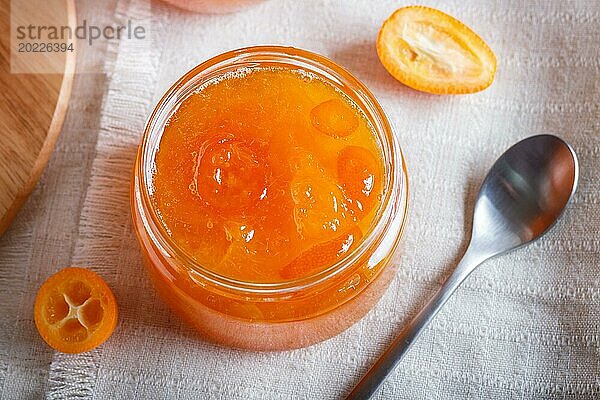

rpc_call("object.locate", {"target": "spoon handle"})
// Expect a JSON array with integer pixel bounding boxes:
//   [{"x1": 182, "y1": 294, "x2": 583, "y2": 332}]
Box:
[{"x1": 345, "y1": 248, "x2": 484, "y2": 400}]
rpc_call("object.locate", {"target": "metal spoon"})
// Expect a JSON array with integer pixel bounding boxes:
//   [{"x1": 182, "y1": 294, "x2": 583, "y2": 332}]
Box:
[{"x1": 346, "y1": 134, "x2": 579, "y2": 399}]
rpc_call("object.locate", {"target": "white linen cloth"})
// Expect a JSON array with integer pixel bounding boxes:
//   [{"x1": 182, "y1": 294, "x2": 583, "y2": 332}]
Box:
[{"x1": 1, "y1": 0, "x2": 599, "y2": 398}]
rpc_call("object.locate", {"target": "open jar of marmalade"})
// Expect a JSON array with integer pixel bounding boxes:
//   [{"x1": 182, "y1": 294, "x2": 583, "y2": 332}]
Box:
[{"x1": 131, "y1": 46, "x2": 408, "y2": 350}]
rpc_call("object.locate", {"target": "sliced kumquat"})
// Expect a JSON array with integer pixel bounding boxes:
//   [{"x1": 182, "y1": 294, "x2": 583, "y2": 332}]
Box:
[
  {"x1": 310, "y1": 99, "x2": 359, "y2": 137},
  {"x1": 280, "y1": 227, "x2": 362, "y2": 280},
  {"x1": 191, "y1": 132, "x2": 269, "y2": 212},
  {"x1": 289, "y1": 150, "x2": 352, "y2": 240},
  {"x1": 34, "y1": 267, "x2": 118, "y2": 354},
  {"x1": 377, "y1": 5, "x2": 496, "y2": 94},
  {"x1": 337, "y1": 146, "x2": 382, "y2": 218}
]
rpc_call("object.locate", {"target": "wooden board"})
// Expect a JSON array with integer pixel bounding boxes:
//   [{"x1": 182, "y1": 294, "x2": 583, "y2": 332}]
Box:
[{"x1": 0, "y1": 0, "x2": 76, "y2": 235}]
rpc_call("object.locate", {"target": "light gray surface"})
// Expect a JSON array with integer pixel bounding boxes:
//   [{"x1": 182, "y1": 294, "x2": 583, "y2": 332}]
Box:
[{"x1": 1, "y1": 0, "x2": 599, "y2": 399}]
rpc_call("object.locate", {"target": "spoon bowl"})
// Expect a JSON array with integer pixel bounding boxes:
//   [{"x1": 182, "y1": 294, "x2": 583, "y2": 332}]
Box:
[
  {"x1": 471, "y1": 134, "x2": 579, "y2": 257},
  {"x1": 346, "y1": 134, "x2": 579, "y2": 399}
]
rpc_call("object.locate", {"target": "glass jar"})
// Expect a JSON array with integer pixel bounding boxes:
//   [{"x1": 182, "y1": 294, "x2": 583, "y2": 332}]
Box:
[{"x1": 131, "y1": 46, "x2": 408, "y2": 350}]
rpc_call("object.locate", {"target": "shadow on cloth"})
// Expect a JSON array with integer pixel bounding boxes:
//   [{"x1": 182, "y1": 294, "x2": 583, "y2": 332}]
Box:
[
  {"x1": 77, "y1": 140, "x2": 200, "y2": 346},
  {"x1": 330, "y1": 40, "x2": 442, "y2": 103}
]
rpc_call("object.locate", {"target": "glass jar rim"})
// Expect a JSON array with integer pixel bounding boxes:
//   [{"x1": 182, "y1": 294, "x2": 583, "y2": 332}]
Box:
[{"x1": 135, "y1": 45, "x2": 408, "y2": 294}]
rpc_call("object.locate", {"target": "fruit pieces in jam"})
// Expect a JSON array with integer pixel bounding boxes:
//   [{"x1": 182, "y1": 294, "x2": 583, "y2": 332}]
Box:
[{"x1": 151, "y1": 67, "x2": 385, "y2": 283}]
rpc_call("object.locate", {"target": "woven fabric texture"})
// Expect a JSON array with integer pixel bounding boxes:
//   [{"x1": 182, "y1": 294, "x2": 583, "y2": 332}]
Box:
[{"x1": 1, "y1": 0, "x2": 599, "y2": 399}]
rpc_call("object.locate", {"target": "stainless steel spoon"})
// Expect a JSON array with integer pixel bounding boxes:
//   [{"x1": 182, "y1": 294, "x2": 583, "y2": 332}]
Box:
[{"x1": 346, "y1": 134, "x2": 579, "y2": 399}]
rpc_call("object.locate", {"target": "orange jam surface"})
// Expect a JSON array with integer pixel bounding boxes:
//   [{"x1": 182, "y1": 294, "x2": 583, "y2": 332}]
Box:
[{"x1": 151, "y1": 67, "x2": 385, "y2": 283}]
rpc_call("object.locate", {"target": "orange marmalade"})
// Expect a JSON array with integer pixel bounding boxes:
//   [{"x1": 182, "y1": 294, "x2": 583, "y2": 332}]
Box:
[
  {"x1": 132, "y1": 47, "x2": 408, "y2": 350},
  {"x1": 152, "y1": 67, "x2": 384, "y2": 283}
]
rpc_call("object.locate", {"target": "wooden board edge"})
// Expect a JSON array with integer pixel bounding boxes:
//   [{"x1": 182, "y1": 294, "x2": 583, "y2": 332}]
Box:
[{"x1": 0, "y1": 0, "x2": 77, "y2": 235}]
